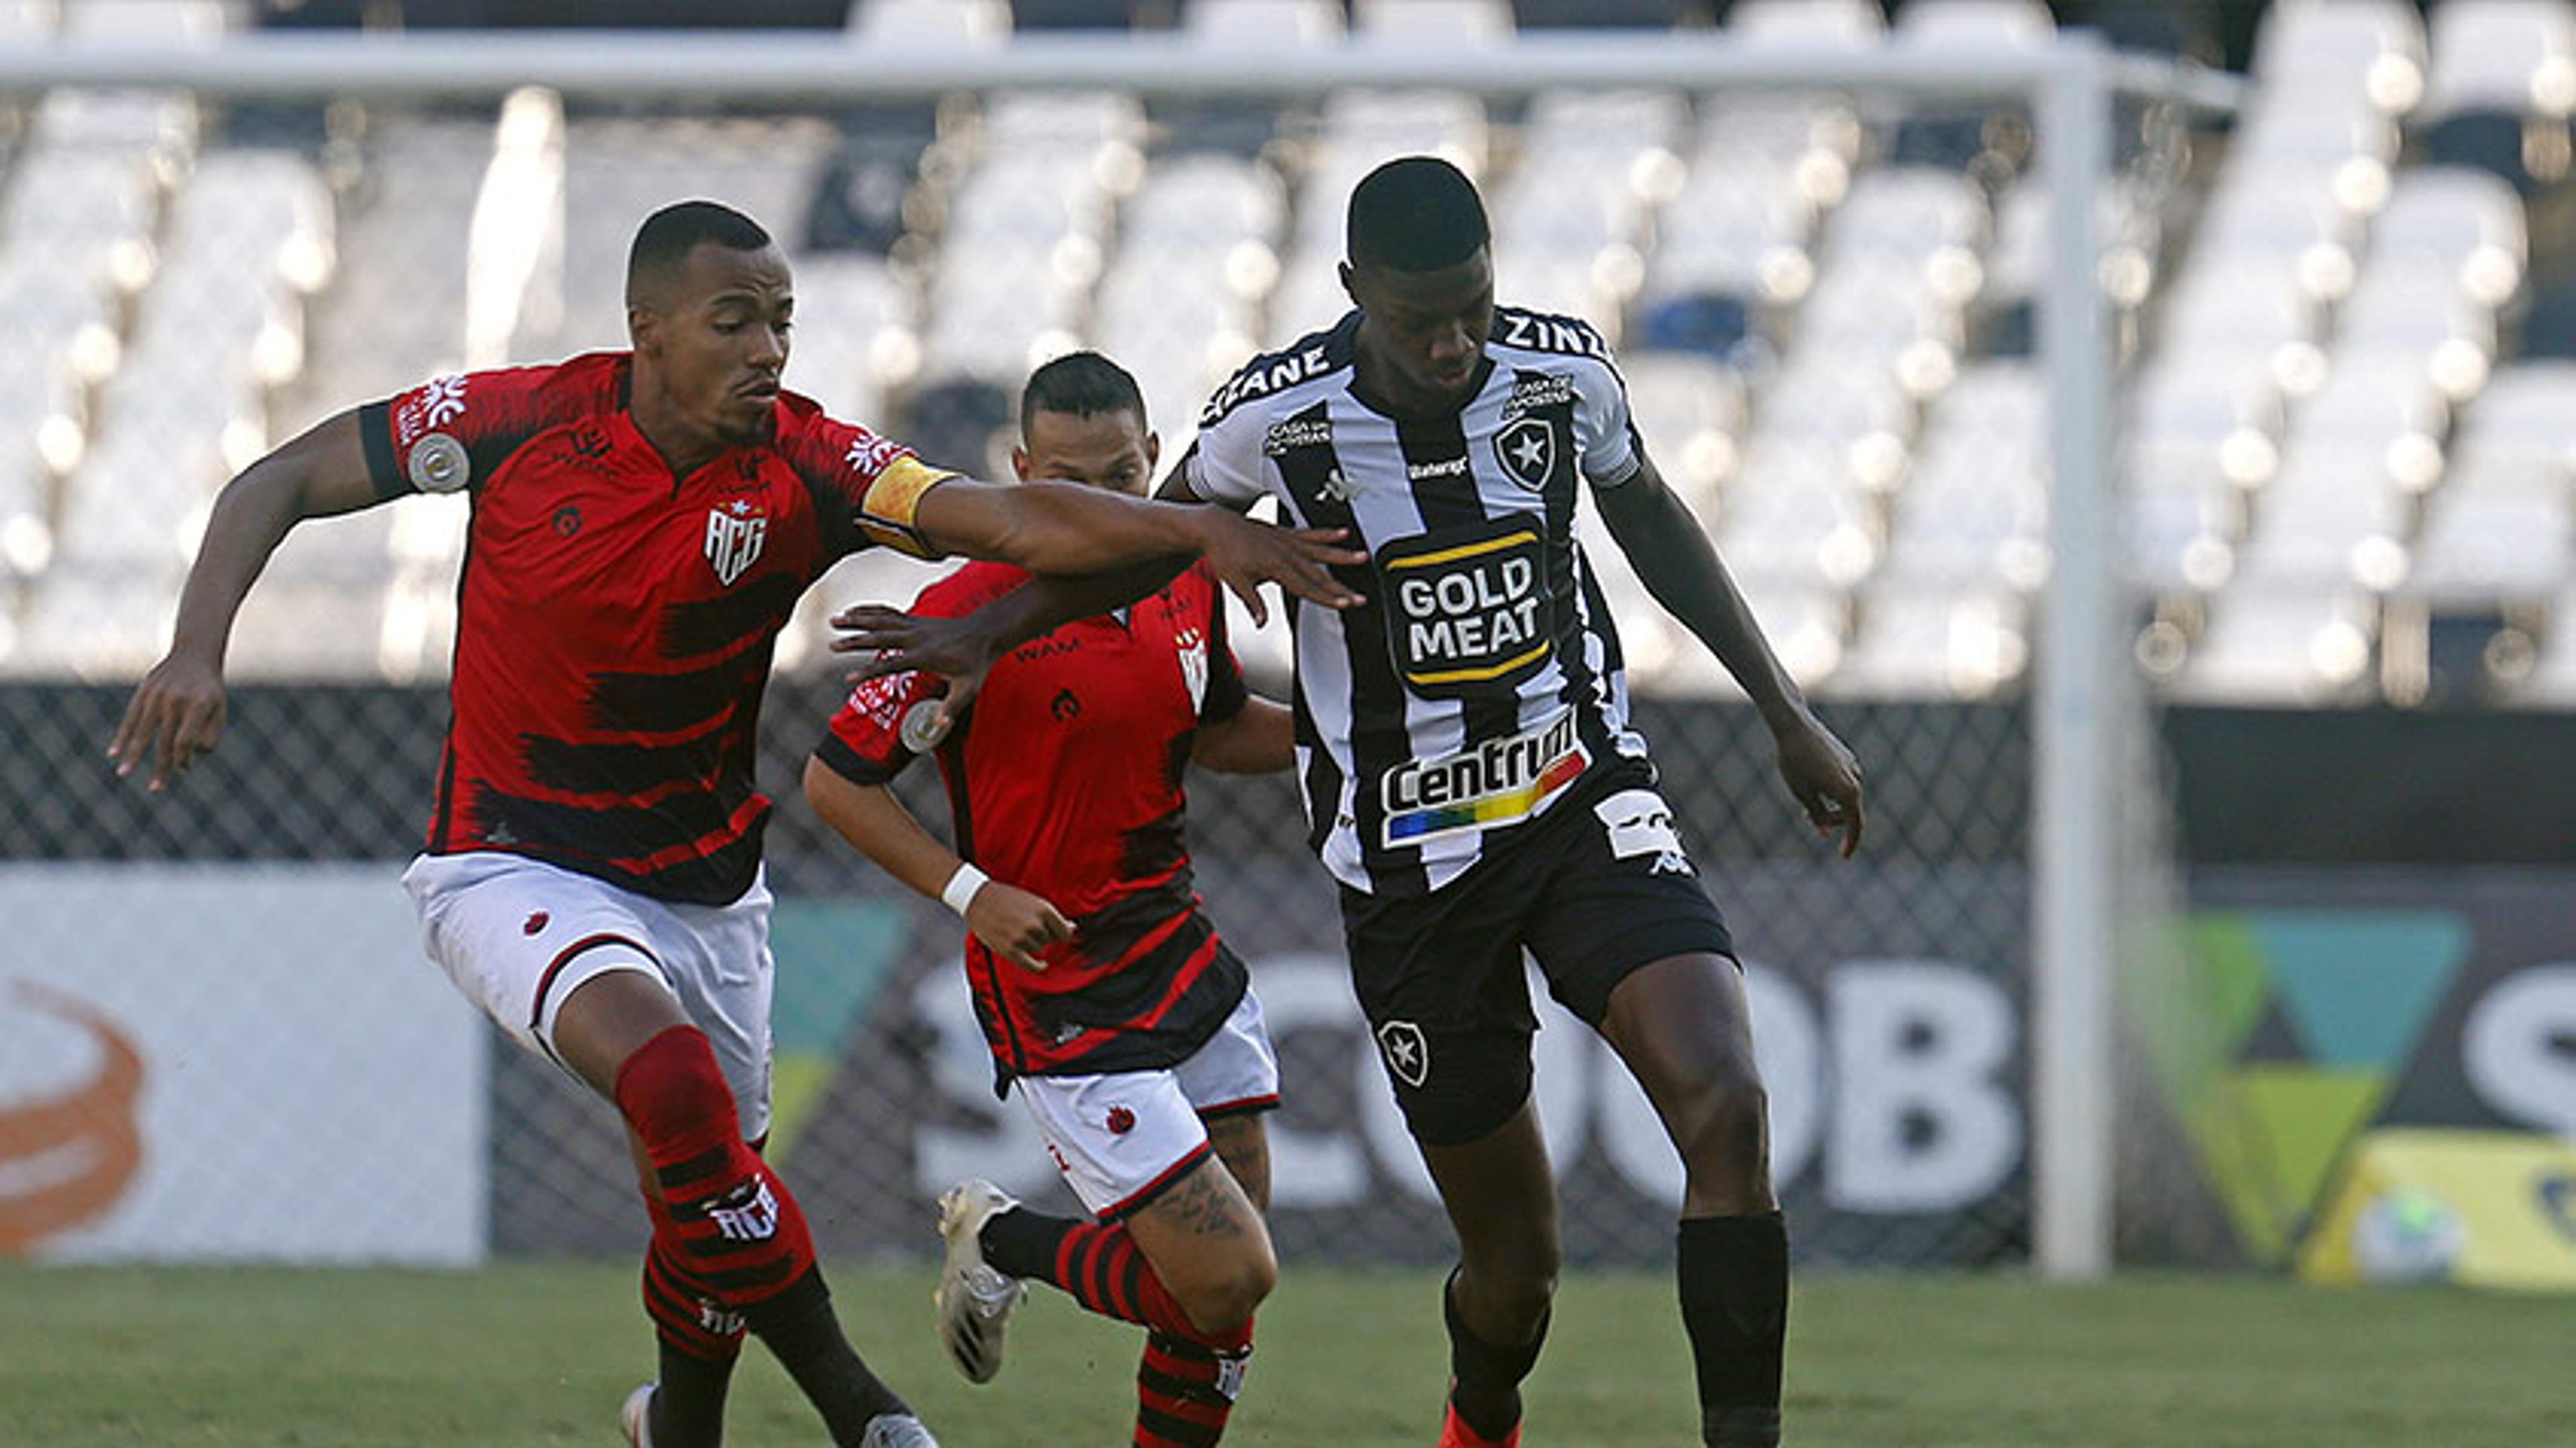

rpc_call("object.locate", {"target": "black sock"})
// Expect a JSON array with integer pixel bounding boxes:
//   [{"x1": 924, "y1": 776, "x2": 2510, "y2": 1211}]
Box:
[
  {"x1": 1444, "y1": 1267, "x2": 1549, "y2": 1441},
  {"x1": 1676, "y1": 1212, "x2": 1787, "y2": 1447},
  {"x1": 979, "y1": 1203, "x2": 1075, "y2": 1279},
  {"x1": 649, "y1": 1340, "x2": 734, "y2": 1448},
  {"x1": 745, "y1": 1272, "x2": 908, "y2": 1445}
]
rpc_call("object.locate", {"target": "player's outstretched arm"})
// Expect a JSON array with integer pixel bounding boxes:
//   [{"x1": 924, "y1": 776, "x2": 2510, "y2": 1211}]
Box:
[
  {"x1": 800, "y1": 756, "x2": 1071, "y2": 971},
  {"x1": 109, "y1": 409, "x2": 388, "y2": 792},
  {"x1": 910, "y1": 475, "x2": 1365, "y2": 624},
  {"x1": 1595, "y1": 450, "x2": 1866, "y2": 857},
  {"x1": 826, "y1": 559, "x2": 1180, "y2": 737},
  {"x1": 1192, "y1": 696, "x2": 1295, "y2": 775}
]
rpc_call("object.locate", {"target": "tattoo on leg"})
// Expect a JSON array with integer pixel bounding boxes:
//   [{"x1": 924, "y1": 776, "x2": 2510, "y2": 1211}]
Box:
[{"x1": 1164, "y1": 1166, "x2": 1247, "y2": 1239}]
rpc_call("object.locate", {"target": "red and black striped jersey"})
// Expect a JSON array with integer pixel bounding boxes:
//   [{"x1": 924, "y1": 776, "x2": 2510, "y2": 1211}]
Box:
[
  {"x1": 814, "y1": 558, "x2": 1253, "y2": 1082},
  {"x1": 362, "y1": 352, "x2": 950, "y2": 905}
]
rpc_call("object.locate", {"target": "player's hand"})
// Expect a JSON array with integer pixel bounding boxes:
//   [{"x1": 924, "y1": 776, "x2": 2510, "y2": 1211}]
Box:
[
  {"x1": 1774, "y1": 711, "x2": 1864, "y2": 858},
  {"x1": 1185, "y1": 510, "x2": 1366, "y2": 626},
  {"x1": 963, "y1": 880, "x2": 1074, "y2": 972},
  {"x1": 107, "y1": 652, "x2": 228, "y2": 793},
  {"x1": 830, "y1": 605, "x2": 994, "y2": 735}
]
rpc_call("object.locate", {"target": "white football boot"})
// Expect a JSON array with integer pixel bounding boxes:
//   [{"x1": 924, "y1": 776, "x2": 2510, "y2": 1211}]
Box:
[{"x1": 932, "y1": 1178, "x2": 1028, "y2": 1384}]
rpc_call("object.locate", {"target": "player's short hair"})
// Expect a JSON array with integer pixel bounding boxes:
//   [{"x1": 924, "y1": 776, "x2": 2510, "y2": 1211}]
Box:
[
  {"x1": 626, "y1": 200, "x2": 773, "y2": 306},
  {"x1": 1346, "y1": 155, "x2": 1489, "y2": 272},
  {"x1": 1020, "y1": 350, "x2": 1148, "y2": 427}
]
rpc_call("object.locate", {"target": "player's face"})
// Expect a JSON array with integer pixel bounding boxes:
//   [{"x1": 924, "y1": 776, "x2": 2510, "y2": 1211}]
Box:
[
  {"x1": 1012, "y1": 407, "x2": 1160, "y2": 496},
  {"x1": 642, "y1": 241, "x2": 794, "y2": 450},
  {"x1": 1347, "y1": 247, "x2": 1495, "y2": 413}
]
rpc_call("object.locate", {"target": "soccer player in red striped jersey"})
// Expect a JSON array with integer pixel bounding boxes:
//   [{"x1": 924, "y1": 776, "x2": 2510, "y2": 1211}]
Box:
[
  {"x1": 805, "y1": 353, "x2": 1285, "y2": 1447},
  {"x1": 108, "y1": 202, "x2": 1360, "y2": 1448}
]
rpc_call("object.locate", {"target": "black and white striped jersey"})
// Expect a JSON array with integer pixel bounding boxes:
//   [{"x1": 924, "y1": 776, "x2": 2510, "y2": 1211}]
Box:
[{"x1": 1178, "y1": 306, "x2": 1655, "y2": 897}]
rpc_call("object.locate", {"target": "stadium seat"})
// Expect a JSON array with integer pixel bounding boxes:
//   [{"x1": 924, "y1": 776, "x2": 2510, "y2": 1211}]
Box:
[
  {"x1": 1725, "y1": 0, "x2": 1882, "y2": 48},
  {"x1": 1833, "y1": 582, "x2": 2029, "y2": 700},
  {"x1": 2167, "y1": 584, "x2": 2380, "y2": 705},
  {"x1": 1621, "y1": 351, "x2": 1746, "y2": 505},
  {"x1": 1352, "y1": 0, "x2": 1511, "y2": 44},
  {"x1": 785, "y1": 251, "x2": 908, "y2": 421},
  {"x1": 851, "y1": 0, "x2": 1009, "y2": 44},
  {"x1": 1181, "y1": 0, "x2": 1341, "y2": 46},
  {"x1": 2404, "y1": 470, "x2": 2571, "y2": 606},
  {"x1": 2419, "y1": 0, "x2": 2576, "y2": 125}
]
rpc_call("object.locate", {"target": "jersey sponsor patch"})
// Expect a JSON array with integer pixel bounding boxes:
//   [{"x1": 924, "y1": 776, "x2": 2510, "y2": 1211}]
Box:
[
  {"x1": 1263, "y1": 415, "x2": 1332, "y2": 457},
  {"x1": 1381, "y1": 706, "x2": 1588, "y2": 847},
  {"x1": 1376, "y1": 515, "x2": 1553, "y2": 699},
  {"x1": 409, "y1": 431, "x2": 470, "y2": 493}
]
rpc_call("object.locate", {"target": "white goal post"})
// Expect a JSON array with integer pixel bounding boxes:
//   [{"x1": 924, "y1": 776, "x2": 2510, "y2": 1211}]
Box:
[{"x1": 0, "y1": 25, "x2": 2241, "y2": 1280}]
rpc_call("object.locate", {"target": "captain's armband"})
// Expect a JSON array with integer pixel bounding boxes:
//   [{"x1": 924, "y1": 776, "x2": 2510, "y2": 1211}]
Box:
[{"x1": 856, "y1": 455, "x2": 961, "y2": 559}]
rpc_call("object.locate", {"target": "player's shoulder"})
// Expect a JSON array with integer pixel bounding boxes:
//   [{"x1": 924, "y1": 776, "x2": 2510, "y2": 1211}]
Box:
[
  {"x1": 508, "y1": 350, "x2": 631, "y2": 413},
  {"x1": 916, "y1": 558, "x2": 1027, "y2": 617},
  {"x1": 1197, "y1": 311, "x2": 1362, "y2": 431},
  {"x1": 1488, "y1": 306, "x2": 1620, "y2": 368}
]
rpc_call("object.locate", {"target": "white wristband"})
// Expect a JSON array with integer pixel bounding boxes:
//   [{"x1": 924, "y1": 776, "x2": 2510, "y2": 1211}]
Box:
[{"x1": 939, "y1": 862, "x2": 990, "y2": 917}]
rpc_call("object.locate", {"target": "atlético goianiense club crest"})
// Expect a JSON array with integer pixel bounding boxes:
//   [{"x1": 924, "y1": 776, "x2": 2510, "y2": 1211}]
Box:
[{"x1": 704, "y1": 499, "x2": 769, "y2": 586}]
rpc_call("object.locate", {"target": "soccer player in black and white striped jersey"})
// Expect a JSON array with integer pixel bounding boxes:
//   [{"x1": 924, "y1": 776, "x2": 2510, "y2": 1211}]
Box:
[{"x1": 835, "y1": 156, "x2": 1864, "y2": 1448}]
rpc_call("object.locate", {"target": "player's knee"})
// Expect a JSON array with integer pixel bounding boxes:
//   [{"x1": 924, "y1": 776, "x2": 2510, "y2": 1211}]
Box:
[
  {"x1": 1180, "y1": 1241, "x2": 1277, "y2": 1335},
  {"x1": 1674, "y1": 1061, "x2": 1770, "y2": 1180},
  {"x1": 614, "y1": 1025, "x2": 739, "y2": 1143}
]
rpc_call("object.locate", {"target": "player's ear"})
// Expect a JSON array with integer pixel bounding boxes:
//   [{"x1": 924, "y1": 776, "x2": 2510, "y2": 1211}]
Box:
[
  {"x1": 1010, "y1": 444, "x2": 1032, "y2": 483},
  {"x1": 1143, "y1": 431, "x2": 1161, "y2": 474},
  {"x1": 628, "y1": 305, "x2": 661, "y2": 357},
  {"x1": 1337, "y1": 260, "x2": 1358, "y2": 306}
]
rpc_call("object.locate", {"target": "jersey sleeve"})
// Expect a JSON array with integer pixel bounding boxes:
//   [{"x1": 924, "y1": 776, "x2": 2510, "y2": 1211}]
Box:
[
  {"x1": 358, "y1": 360, "x2": 606, "y2": 500},
  {"x1": 775, "y1": 397, "x2": 961, "y2": 562},
  {"x1": 1191, "y1": 564, "x2": 1249, "y2": 725},
  {"x1": 1171, "y1": 409, "x2": 1265, "y2": 511},
  {"x1": 1573, "y1": 354, "x2": 1644, "y2": 490},
  {"x1": 809, "y1": 563, "x2": 1024, "y2": 785}
]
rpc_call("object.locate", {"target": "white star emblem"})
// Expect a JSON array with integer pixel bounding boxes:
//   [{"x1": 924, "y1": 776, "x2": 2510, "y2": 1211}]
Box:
[
  {"x1": 1511, "y1": 432, "x2": 1548, "y2": 470},
  {"x1": 729, "y1": 499, "x2": 752, "y2": 515}
]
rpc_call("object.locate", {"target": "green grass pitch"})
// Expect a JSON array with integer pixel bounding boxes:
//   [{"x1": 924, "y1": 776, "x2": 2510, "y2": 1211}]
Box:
[{"x1": 3, "y1": 1261, "x2": 2567, "y2": 1445}]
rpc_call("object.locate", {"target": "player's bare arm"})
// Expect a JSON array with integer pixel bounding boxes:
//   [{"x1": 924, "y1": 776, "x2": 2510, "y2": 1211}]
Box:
[
  {"x1": 1594, "y1": 449, "x2": 1866, "y2": 857},
  {"x1": 1192, "y1": 696, "x2": 1295, "y2": 775},
  {"x1": 109, "y1": 409, "x2": 389, "y2": 791},
  {"x1": 800, "y1": 756, "x2": 1072, "y2": 971},
  {"x1": 827, "y1": 555, "x2": 1183, "y2": 733},
  {"x1": 909, "y1": 474, "x2": 1364, "y2": 623}
]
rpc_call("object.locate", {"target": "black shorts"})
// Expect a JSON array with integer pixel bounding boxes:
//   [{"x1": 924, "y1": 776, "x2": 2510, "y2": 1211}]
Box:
[{"x1": 1339, "y1": 774, "x2": 1735, "y2": 1147}]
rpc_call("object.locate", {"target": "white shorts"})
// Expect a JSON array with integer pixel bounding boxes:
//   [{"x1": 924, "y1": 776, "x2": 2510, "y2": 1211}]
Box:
[
  {"x1": 1012, "y1": 986, "x2": 1280, "y2": 1220},
  {"x1": 401, "y1": 851, "x2": 775, "y2": 1141}
]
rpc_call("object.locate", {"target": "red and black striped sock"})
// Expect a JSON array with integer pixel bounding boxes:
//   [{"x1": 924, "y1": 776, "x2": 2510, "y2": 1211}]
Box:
[
  {"x1": 981, "y1": 1208, "x2": 1218, "y2": 1341},
  {"x1": 616, "y1": 1026, "x2": 818, "y2": 1315},
  {"x1": 1134, "y1": 1327, "x2": 1253, "y2": 1447},
  {"x1": 638, "y1": 1192, "x2": 743, "y2": 1448},
  {"x1": 617, "y1": 1025, "x2": 906, "y2": 1444}
]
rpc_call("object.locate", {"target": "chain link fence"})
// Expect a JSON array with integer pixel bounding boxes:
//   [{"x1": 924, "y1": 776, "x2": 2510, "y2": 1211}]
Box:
[{"x1": 0, "y1": 56, "x2": 2215, "y2": 1272}]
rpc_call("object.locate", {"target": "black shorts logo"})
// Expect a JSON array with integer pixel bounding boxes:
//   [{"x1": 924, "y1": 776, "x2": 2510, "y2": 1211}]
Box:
[
  {"x1": 1376, "y1": 515, "x2": 1553, "y2": 700},
  {"x1": 1377, "y1": 1020, "x2": 1431, "y2": 1088}
]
